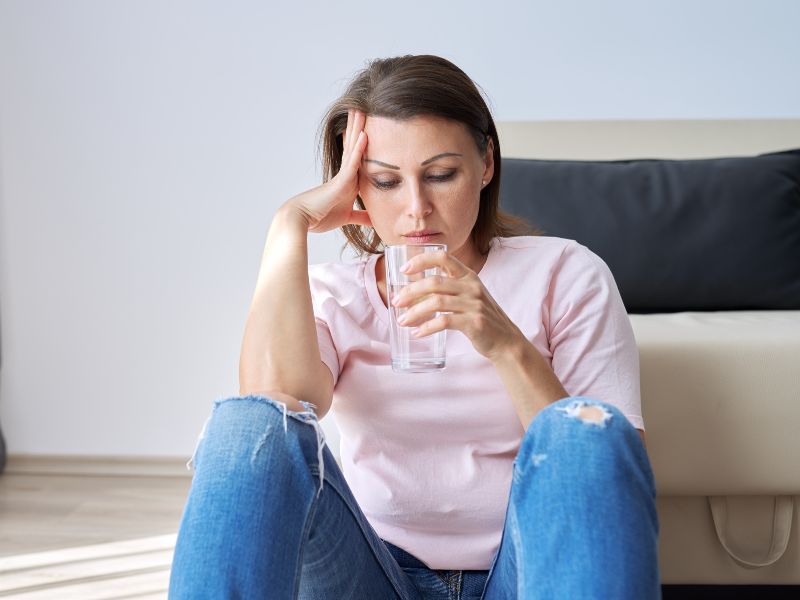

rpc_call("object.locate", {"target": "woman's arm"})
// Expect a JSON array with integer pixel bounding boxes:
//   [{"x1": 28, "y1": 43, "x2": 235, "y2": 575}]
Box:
[
  {"x1": 492, "y1": 341, "x2": 648, "y2": 445},
  {"x1": 508, "y1": 241, "x2": 647, "y2": 448},
  {"x1": 491, "y1": 338, "x2": 568, "y2": 431},
  {"x1": 238, "y1": 204, "x2": 334, "y2": 416}
]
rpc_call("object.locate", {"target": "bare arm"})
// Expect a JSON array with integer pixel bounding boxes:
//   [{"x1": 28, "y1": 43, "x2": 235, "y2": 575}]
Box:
[
  {"x1": 238, "y1": 108, "x2": 371, "y2": 418},
  {"x1": 238, "y1": 204, "x2": 334, "y2": 417},
  {"x1": 493, "y1": 337, "x2": 648, "y2": 450}
]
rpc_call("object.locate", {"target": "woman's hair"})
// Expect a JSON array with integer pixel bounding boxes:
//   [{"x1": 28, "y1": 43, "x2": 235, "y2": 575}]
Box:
[{"x1": 316, "y1": 54, "x2": 542, "y2": 259}]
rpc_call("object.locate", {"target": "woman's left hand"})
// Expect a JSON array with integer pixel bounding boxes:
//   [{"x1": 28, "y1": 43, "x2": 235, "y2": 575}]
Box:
[{"x1": 390, "y1": 248, "x2": 525, "y2": 362}]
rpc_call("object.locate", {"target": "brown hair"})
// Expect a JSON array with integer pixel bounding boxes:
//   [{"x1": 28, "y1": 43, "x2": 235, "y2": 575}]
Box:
[{"x1": 316, "y1": 54, "x2": 541, "y2": 259}]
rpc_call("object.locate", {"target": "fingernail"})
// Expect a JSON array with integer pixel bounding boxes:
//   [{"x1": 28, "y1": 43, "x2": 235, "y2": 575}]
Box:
[{"x1": 400, "y1": 261, "x2": 411, "y2": 273}]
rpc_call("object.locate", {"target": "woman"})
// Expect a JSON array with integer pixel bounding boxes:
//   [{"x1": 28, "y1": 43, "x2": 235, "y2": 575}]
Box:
[{"x1": 169, "y1": 54, "x2": 660, "y2": 599}]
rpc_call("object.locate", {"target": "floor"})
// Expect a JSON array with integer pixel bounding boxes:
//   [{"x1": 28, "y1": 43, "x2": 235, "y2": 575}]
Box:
[
  {"x1": 0, "y1": 472, "x2": 191, "y2": 599},
  {"x1": 2, "y1": 472, "x2": 798, "y2": 599}
]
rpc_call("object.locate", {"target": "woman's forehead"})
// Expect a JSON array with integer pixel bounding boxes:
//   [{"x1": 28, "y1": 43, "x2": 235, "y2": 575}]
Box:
[
  {"x1": 364, "y1": 114, "x2": 462, "y2": 135},
  {"x1": 362, "y1": 115, "x2": 472, "y2": 162}
]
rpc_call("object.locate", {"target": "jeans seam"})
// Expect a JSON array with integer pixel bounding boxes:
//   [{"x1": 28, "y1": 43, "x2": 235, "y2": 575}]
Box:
[
  {"x1": 310, "y1": 458, "x2": 413, "y2": 599},
  {"x1": 294, "y1": 487, "x2": 321, "y2": 599}
]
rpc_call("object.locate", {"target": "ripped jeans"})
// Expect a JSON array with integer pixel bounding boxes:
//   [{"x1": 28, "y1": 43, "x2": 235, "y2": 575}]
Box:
[{"x1": 168, "y1": 395, "x2": 661, "y2": 599}]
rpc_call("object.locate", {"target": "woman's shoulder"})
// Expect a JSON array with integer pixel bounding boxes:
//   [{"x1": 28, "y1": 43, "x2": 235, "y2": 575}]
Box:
[
  {"x1": 307, "y1": 254, "x2": 374, "y2": 293},
  {"x1": 494, "y1": 234, "x2": 580, "y2": 259},
  {"x1": 493, "y1": 235, "x2": 609, "y2": 276},
  {"x1": 307, "y1": 258, "x2": 363, "y2": 276}
]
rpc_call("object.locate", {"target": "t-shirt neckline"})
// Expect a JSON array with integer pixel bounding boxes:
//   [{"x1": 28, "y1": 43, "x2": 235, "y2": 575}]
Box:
[{"x1": 364, "y1": 238, "x2": 499, "y2": 326}]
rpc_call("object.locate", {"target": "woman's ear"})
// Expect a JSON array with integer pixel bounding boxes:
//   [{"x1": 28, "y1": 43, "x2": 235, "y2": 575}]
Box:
[{"x1": 482, "y1": 136, "x2": 495, "y2": 185}]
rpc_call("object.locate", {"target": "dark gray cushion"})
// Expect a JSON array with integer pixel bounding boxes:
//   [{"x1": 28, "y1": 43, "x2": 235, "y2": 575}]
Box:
[{"x1": 498, "y1": 149, "x2": 800, "y2": 313}]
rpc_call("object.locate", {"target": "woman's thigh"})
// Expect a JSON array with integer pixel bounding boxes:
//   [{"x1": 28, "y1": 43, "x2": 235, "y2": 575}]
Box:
[
  {"x1": 297, "y1": 442, "x2": 424, "y2": 599},
  {"x1": 169, "y1": 394, "x2": 423, "y2": 600}
]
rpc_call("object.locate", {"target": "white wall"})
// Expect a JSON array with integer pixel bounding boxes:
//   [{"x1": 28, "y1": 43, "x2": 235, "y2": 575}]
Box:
[{"x1": 1, "y1": 0, "x2": 798, "y2": 460}]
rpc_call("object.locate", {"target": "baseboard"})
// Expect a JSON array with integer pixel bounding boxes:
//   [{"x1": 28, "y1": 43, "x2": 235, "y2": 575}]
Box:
[
  {"x1": 5, "y1": 454, "x2": 193, "y2": 477},
  {"x1": 4, "y1": 452, "x2": 345, "y2": 477}
]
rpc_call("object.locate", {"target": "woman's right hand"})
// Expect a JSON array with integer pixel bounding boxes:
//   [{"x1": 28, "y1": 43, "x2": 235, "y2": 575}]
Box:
[{"x1": 284, "y1": 108, "x2": 372, "y2": 234}]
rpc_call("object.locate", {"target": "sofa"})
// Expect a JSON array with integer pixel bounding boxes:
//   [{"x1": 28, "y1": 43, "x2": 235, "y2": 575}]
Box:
[{"x1": 495, "y1": 119, "x2": 800, "y2": 593}]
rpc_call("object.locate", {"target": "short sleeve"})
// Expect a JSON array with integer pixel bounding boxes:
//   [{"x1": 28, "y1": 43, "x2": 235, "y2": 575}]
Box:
[
  {"x1": 314, "y1": 316, "x2": 340, "y2": 387},
  {"x1": 307, "y1": 264, "x2": 341, "y2": 388},
  {"x1": 545, "y1": 241, "x2": 644, "y2": 430}
]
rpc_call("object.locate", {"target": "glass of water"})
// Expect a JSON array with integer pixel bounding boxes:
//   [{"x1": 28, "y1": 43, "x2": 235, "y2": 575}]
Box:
[{"x1": 384, "y1": 243, "x2": 448, "y2": 373}]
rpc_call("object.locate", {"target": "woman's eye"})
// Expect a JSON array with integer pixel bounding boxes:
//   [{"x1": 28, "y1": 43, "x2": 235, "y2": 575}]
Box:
[
  {"x1": 373, "y1": 172, "x2": 455, "y2": 190},
  {"x1": 374, "y1": 180, "x2": 397, "y2": 189},
  {"x1": 429, "y1": 172, "x2": 455, "y2": 182}
]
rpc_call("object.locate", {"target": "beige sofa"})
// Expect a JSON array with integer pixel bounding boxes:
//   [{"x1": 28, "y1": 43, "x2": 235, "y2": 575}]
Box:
[
  {"x1": 496, "y1": 119, "x2": 800, "y2": 586},
  {"x1": 632, "y1": 310, "x2": 800, "y2": 584}
]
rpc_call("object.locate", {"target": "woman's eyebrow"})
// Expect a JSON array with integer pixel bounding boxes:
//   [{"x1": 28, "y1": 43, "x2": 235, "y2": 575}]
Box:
[{"x1": 363, "y1": 152, "x2": 463, "y2": 169}]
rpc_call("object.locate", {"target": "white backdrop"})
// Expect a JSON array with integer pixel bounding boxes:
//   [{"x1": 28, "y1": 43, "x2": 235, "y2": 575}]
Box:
[{"x1": 1, "y1": 0, "x2": 798, "y2": 460}]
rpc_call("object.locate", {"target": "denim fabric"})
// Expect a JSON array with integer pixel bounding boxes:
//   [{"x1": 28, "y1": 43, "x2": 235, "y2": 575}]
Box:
[
  {"x1": 382, "y1": 539, "x2": 489, "y2": 600},
  {"x1": 168, "y1": 395, "x2": 660, "y2": 599}
]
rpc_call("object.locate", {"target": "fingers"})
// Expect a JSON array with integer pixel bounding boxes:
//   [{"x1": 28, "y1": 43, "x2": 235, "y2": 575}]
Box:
[
  {"x1": 345, "y1": 109, "x2": 362, "y2": 154},
  {"x1": 342, "y1": 109, "x2": 366, "y2": 169},
  {"x1": 346, "y1": 115, "x2": 367, "y2": 174},
  {"x1": 349, "y1": 208, "x2": 373, "y2": 228},
  {"x1": 345, "y1": 108, "x2": 355, "y2": 154},
  {"x1": 350, "y1": 110, "x2": 363, "y2": 157},
  {"x1": 391, "y1": 274, "x2": 461, "y2": 308},
  {"x1": 395, "y1": 294, "x2": 466, "y2": 329},
  {"x1": 402, "y1": 250, "x2": 470, "y2": 279},
  {"x1": 342, "y1": 108, "x2": 352, "y2": 161}
]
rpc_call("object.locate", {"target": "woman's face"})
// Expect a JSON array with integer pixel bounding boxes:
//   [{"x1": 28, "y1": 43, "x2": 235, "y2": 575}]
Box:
[{"x1": 357, "y1": 114, "x2": 494, "y2": 267}]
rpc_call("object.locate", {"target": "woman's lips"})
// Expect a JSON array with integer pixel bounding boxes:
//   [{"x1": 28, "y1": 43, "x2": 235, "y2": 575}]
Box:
[{"x1": 403, "y1": 233, "x2": 441, "y2": 243}]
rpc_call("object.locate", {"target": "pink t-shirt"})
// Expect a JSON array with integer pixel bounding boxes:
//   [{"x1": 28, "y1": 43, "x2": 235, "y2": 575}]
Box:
[{"x1": 308, "y1": 235, "x2": 643, "y2": 570}]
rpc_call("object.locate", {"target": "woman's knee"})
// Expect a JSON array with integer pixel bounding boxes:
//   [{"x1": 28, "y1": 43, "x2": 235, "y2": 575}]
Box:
[
  {"x1": 533, "y1": 396, "x2": 628, "y2": 432},
  {"x1": 514, "y1": 397, "x2": 636, "y2": 476},
  {"x1": 187, "y1": 394, "x2": 321, "y2": 472}
]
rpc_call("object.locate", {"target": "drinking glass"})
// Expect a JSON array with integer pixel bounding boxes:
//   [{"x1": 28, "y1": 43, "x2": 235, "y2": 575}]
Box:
[{"x1": 385, "y1": 244, "x2": 448, "y2": 373}]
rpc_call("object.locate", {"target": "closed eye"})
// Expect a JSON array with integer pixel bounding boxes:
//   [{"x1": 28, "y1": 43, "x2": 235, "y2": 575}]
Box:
[{"x1": 373, "y1": 171, "x2": 455, "y2": 190}]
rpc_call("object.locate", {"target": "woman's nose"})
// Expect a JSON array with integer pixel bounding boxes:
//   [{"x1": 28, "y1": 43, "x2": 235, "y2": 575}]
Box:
[{"x1": 405, "y1": 180, "x2": 433, "y2": 218}]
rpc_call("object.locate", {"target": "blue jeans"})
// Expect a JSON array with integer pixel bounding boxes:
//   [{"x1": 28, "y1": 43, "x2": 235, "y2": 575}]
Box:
[{"x1": 168, "y1": 395, "x2": 661, "y2": 599}]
